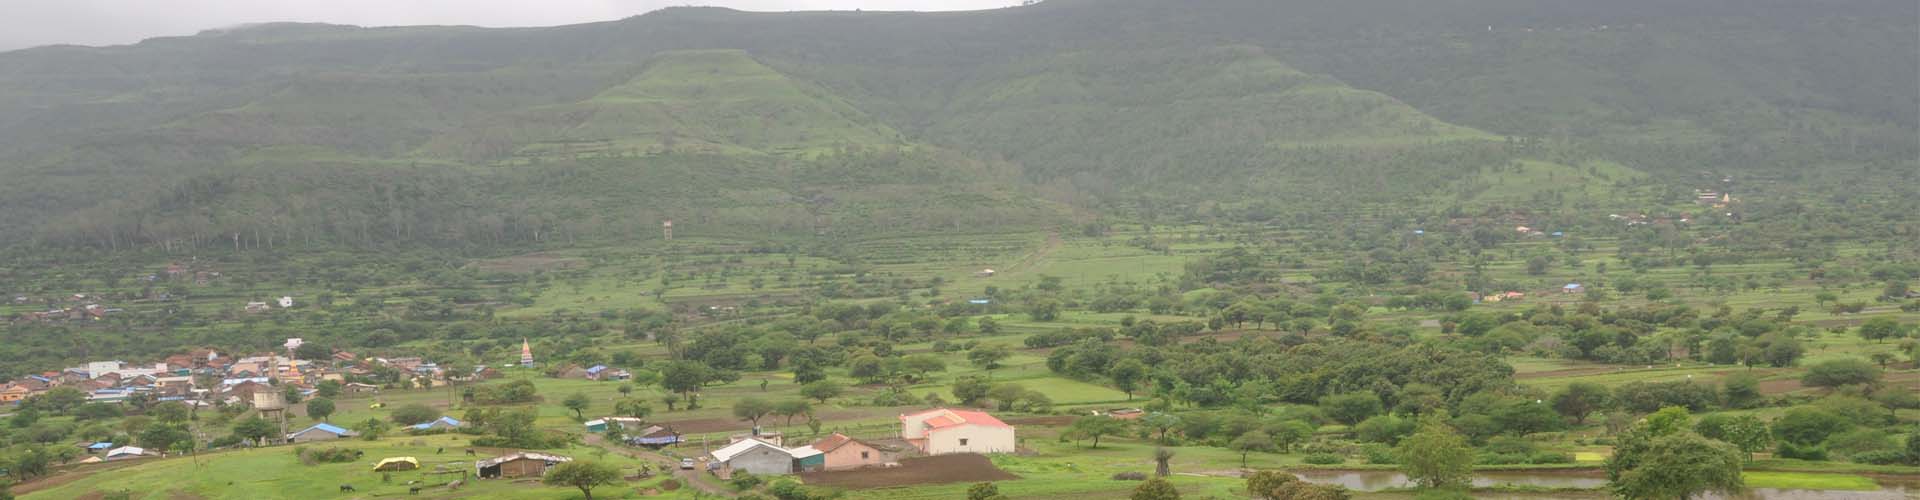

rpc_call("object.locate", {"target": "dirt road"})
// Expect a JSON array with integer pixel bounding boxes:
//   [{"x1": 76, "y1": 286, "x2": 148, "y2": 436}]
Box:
[{"x1": 583, "y1": 434, "x2": 733, "y2": 497}]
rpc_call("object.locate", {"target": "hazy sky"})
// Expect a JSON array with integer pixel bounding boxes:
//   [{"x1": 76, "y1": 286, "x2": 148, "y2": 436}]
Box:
[{"x1": 0, "y1": 0, "x2": 1022, "y2": 52}]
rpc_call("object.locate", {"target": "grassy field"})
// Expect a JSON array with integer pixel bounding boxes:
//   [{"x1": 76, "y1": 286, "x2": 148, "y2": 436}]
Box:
[{"x1": 18, "y1": 434, "x2": 680, "y2": 500}]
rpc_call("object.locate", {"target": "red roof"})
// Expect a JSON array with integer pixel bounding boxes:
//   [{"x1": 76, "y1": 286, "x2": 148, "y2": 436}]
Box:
[
  {"x1": 811, "y1": 433, "x2": 866, "y2": 453},
  {"x1": 903, "y1": 408, "x2": 1012, "y2": 429}
]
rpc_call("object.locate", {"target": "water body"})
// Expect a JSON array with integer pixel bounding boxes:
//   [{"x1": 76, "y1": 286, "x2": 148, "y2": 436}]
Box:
[{"x1": 1290, "y1": 470, "x2": 1918, "y2": 499}]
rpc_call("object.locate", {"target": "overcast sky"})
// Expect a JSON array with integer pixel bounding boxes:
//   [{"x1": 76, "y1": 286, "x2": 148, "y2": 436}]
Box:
[{"x1": 0, "y1": 0, "x2": 1022, "y2": 52}]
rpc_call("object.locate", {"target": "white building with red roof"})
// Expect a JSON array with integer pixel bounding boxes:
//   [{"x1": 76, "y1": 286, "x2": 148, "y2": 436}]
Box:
[{"x1": 899, "y1": 408, "x2": 1016, "y2": 455}]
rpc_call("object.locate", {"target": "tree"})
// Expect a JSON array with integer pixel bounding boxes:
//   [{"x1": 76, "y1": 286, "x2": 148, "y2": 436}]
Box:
[
  {"x1": 1066, "y1": 416, "x2": 1130, "y2": 449},
  {"x1": 1319, "y1": 392, "x2": 1383, "y2": 425},
  {"x1": 390, "y1": 404, "x2": 441, "y2": 426},
  {"x1": 614, "y1": 399, "x2": 652, "y2": 420},
  {"x1": 1608, "y1": 432, "x2": 1745, "y2": 500},
  {"x1": 1722, "y1": 373, "x2": 1764, "y2": 409},
  {"x1": 1771, "y1": 407, "x2": 1851, "y2": 446},
  {"x1": 563, "y1": 392, "x2": 592, "y2": 420},
  {"x1": 987, "y1": 383, "x2": 1028, "y2": 412},
  {"x1": 734, "y1": 397, "x2": 775, "y2": 428},
  {"x1": 659, "y1": 361, "x2": 714, "y2": 409},
  {"x1": 306, "y1": 397, "x2": 335, "y2": 422},
  {"x1": 1353, "y1": 415, "x2": 1416, "y2": 445},
  {"x1": 1130, "y1": 477, "x2": 1180, "y2": 500},
  {"x1": 1266, "y1": 420, "x2": 1314, "y2": 452},
  {"x1": 1395, "y1": 418, "x2": 1473, "y2": 490},
  {"x1": 149, "y1": 401, "x2": 191, "y2": 425},
  {"x1": 32, "y1": 387, "x2": 86, "y2": 414},
  {"x1": 1229, "y1": 430, "x2": 1277, "y2": 468},
  {"x1": 799, "y1": 381, "x2": 844, "y2": 404},
  {"x1": 900, "y1": 354, "x2": 948, "y2": 382},
  {"x1": 1110, "y1": 359, "x2": 1147, "y2": 400},
  {"x1": 772, "y1": 400, "x2": 812, "y2": 426},
  {"x1": 1857, "y1": 318, "x2": 1905, "y2": 343},
  {"x1": 968, "y1": 345, "x2": 1011, "y2": 372},
  {"x1": 139, "y1": 423, "x2": 190, "y2": 453},
  {"x1": 543, "y1": 460, "x2": 622, "y2": 500},
  {"x1": 1695, "y1": 414, "x2": 1772, "y2": 462},
  {"x1": 1142, "y1": 412, "x2": 1182, "y2": 444},
  {"x1": 315, "y1": 380, "x2": 343, "y2": 398},
  {"x1": 1549, "y1": 382, "x2": 1613, "y2": 425},
  {"x1": 233, "y1": 417, "x2": 277, "y2": 445},
  {"x1": 952, "y1": 376, "x2": 992, "y2": 405},
  {"x1": 1801, "y1": 358, "x2": 1881, "y2": 388}
]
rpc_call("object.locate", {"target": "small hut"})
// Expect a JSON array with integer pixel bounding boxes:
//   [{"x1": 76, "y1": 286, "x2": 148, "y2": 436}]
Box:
[
  {"x1": 373, "y1": 457, "x2": 421, "y2": 472},
  {"x1": 477, "y1": 452, "x2": 572, "y2": 479}
]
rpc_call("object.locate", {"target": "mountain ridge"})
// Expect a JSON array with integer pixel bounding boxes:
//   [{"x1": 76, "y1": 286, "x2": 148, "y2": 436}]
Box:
[{"x1": 0, "y1": 0, "x2": 1911, "y2": 249}]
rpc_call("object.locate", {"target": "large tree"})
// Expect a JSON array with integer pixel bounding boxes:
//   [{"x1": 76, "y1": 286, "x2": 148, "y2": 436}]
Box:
[
  {"x1": 1607, "y1": 408, "x2": 1745, "y2": 500},
  {"x1": 658, "y1": 360, "x2": 714, "y2": 409},
  {"x1": 562, "y1": 392, "x2": 592, "y2": 420},
  {"x1": 305, "y1": 397, "x2": 335, "y2": 422},
  {"x1": 1609, "y1": 432, "x2": 1745, "y2": 500},
  {"x1": 543, "y1": 460, "x2": 622, "y2": 500},
  {"x1": 1065, "y1": 416, "x2": 1130, "y2": 449},
  {"x1": 1395, "y1": 418, "x2": 1473, "y2": 490},
  {"x1": 799, "y1": 380, "x2": 844, "y2": 404},
  {"x1": 1229, "y1": 430, "x2": 1277, "y2": 468},
  {"x1": 1549, "y1": 382, "x2": 1613, "y2": 425},
  {"x1": 733, "y1": 397, "x2": 775, "y2": 428}
]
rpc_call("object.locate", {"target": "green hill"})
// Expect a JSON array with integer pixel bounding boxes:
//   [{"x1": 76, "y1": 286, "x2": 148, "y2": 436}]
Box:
[{"x1": 0, "y1": 0, "x2": 1910, "y2": 249}]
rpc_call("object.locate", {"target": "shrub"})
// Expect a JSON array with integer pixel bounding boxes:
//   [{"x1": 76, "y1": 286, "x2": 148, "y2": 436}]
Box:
[
  {"x1": 730, "y1": 472, "x2": 763, "y2": 490},
  {"x1": 1527, "y1": 451, "x2": 1575, "y2": 464},
  {"x1": 1303, "y1": 453, "x2": 1344, "y2": 465},
  {"x1": 1111, "y1": 472, "x2": 1148, "y2": 481},
  {"x1": 1851, "y1": 450, "x2": 1907, "y2": 465},
  {"x1": 295, "y1": 447, "x2": 361, "y2": 465},
  {"x1": 1476, "y1": 453, "x2": 1530, "y2": 465},
  {"x1": 1363, "y1": 444, "x2": 1396, "y2": 465},
  {"x1": 1776, "y1": 442, "x2": 1829, "y2": 461},
  {"x1": 1801, "y1": 359, "x2": 1881, "y2": 388}
]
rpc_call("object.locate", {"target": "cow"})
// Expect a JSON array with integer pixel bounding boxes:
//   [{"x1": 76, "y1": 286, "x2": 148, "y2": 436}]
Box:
[{"x1": 409, "y1": 486, "x2": 422, "y2": 495}]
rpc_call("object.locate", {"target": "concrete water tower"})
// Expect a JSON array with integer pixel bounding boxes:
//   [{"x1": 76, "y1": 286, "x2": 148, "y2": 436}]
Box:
[{"x1": 254, "y1": 390, "x2": 288, "y2": 441}]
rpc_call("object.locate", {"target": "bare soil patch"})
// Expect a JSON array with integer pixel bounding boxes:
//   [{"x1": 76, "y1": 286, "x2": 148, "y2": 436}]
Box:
[
  {"x1": 799, "y1": 454, "x2": 1018, "y2": 489},
  {"x1": 1515, "y1": 367, "x2": 1623, "y2": 380}
]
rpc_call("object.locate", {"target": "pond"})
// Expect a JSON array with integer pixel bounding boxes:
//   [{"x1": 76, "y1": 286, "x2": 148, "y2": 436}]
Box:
[{"x1": 1290, "y1": 470, "x2": 1918, "y2": 499}]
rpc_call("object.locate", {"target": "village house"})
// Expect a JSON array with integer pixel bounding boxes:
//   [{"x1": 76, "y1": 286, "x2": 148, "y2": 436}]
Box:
[
  {"x1": 625, "y1": 425, "x2": 682, "y2": 448},
  {"x1": 709, "y1": 438, "x2": 818, "y2": 478},
  {"x1": 899, "y1": 408, "x2": 1016, "y2": 455},
  {"x1": 584, "y1": 365, "x2": 631, "y2": 381},
  {"x1": 808, "y1": 433, "x2": 889, "y2": 470},
  {"x1": 409, "y1": 416, "x2": 463, "y2": 432},
  {"x1": 245, "y1": 301, "x2": 271, "y2": 313},
  {"x1": 105, "y1": 446, "x2": 156, "y2": 461},
  {"x1": 477, "y1": 452, "x2": 571, "y2": 479},
  {"x1": 287, "y1": 423, "x2": 359, "y2": 443},
  {"x1": 0, "y1": 383, "x2": 31, "y2": 403}
]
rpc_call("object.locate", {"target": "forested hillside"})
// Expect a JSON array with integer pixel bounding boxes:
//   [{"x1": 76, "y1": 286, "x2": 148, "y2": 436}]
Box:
[{"x1": 0, "y1": 0, "x2": 1912, "y2": 250}]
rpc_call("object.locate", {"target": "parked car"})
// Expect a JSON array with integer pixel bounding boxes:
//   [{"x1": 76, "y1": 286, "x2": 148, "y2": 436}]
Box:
[{"x1": 679, "y1": 458, "x2": 695, "y2": 470}]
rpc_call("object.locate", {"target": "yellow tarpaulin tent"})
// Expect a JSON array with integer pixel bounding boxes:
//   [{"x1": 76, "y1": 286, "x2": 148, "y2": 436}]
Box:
[{"x1": 373, "y1": 456, "x2": 420, "y2": 472}]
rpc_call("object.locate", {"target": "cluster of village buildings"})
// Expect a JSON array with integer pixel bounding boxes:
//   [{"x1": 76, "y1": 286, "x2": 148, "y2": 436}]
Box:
[{"x1": 0, "y1": 339, "x2": 486, "y2": 410}]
